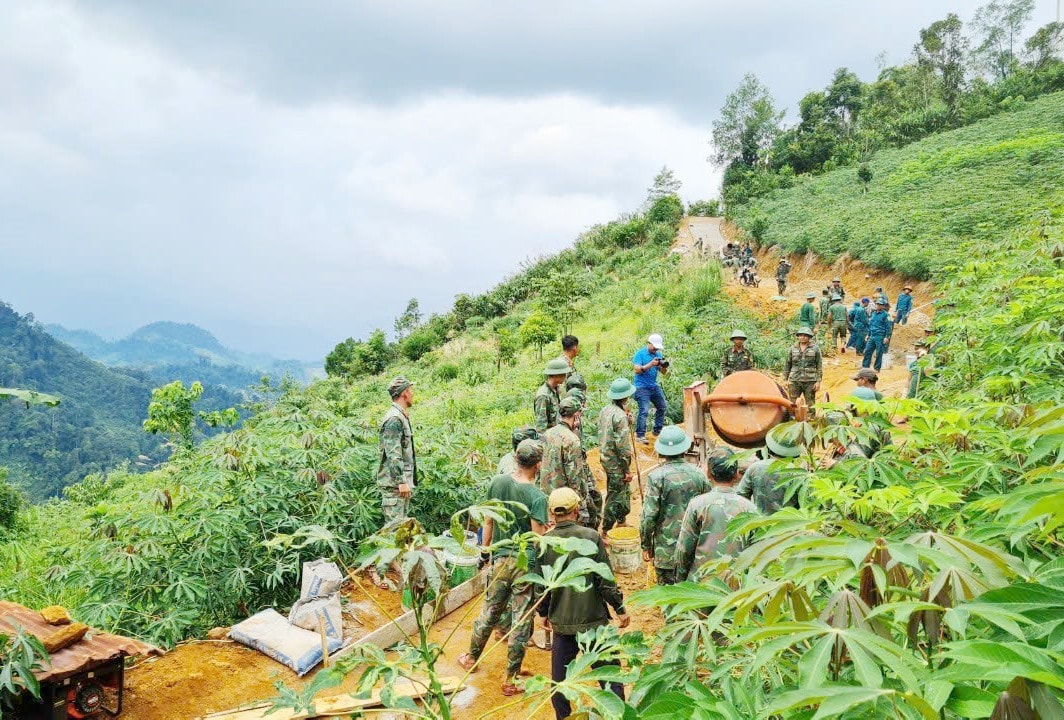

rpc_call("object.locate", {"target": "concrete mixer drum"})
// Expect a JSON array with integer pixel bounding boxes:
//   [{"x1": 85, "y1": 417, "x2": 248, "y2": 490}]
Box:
[{"x1": 683, "y1": 371, "x2": 795, "y2": 462}]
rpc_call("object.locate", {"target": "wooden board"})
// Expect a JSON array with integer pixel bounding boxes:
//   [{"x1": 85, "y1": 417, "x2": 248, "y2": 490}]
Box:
[{"x1": 200, "y1": 677, "x2": 462, "y2": 720}]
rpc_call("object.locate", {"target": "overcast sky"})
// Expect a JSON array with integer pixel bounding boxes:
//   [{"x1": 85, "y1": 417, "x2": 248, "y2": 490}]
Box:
[{"x1": 3, "y1": 0, "x2": 1049, "y2": 361}]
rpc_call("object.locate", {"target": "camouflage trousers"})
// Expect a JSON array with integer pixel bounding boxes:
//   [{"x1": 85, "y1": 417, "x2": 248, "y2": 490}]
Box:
[
  {"x1": 655, "y1": 566, "x2": 682, "y2": 585},
  {"x1": 585, "y1": 484, "x2": 603, "y2": 530},
  {"x1": 381, "y1": 491, "x2": 410, "y2": 525},
  {"x1": 601, "y1": 473, "x2": 631, "y2": 532},
  {"x1": 469, "y1": 556, "x2": 536, "y2": 678},
  {"x1": 789, "y1": 381, "x2": 817, "y2": 409}
]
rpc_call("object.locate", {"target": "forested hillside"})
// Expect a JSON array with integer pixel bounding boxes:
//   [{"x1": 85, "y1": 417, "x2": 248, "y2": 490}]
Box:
[{"x1": 0, "y1": 306, "x2": 247, "y2": 499}]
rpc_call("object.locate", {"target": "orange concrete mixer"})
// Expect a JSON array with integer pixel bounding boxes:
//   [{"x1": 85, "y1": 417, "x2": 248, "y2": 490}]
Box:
[{"x1": 683, "y1": 371, "x2": 804, "y2": 462}]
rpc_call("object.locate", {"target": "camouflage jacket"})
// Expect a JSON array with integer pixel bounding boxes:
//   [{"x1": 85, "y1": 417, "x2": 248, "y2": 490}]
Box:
[
  {"x1": 675, "y1": 487, "x2": 758, "y2": 580},
  {"x1": 540, "y1": 423, "x2": 588, "y2": 510},
  {"x1": 775, "y1": 264, "x2": 791, "y2": 281},
  {"x1": 737, "y1": 458, "x2": 799, "y2": 514},
  {"x1": 639, "y1": 458, "x2": 709, "y2": 569},
  {"x1": 597, "y1": 404, "x2": 632, "y2": 477},
  {"x1": 533, "y1": 382, "x2": 561, "y2": 433},
  {"x1": 818, "y1": 298, "x2": 831, "y2": 322},
  {"x1": 783, "y1": 343, "x2": 823, "y2": 383},
  {"x1": 827, "y1": 285, "x2": 846, "y2": 302},
  {"x1": 377, "y1": 403, "x2": 416, "y2": 493},
  {"x1": 720, "y1": 347, "x2": 754, "y2": 376}
]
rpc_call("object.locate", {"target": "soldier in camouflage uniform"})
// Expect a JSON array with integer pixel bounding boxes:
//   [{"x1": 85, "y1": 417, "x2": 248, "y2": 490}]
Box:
[
  {"x1": 459, "y1": 440, "x2": 547, "y2": 696},
  {"x1": 540, "y1": 397, "x2": 591, "y2": 525},
  {"x1": 775, "y1": 259, "x2": 791, "y2": 295},
  {"x1": 827, "y1": 295, "x2": 849, "y2": 355},
  {"x1": 639, "y1": 426, "x2": 708, "y2": 585},
  {"x1": 782, "y1": 327, "x2": 822, "y2": 411},
  {"x1": 675, "y1": 454, "x2": 758, "y2": 581},
  {"x1": 598, "y1": 378, "x2": 636, "y2": 531},
  {"x1": 567, "y1": 387, "x2": 602, "y2": 531},
  {"x1": 560, "y1": 335, "x2": 585, "y2": 392},
  {"x1": 377, "y1": 376, "x2": 416, "y2": 526},
  {"x1": 737, "y1": 424, "x2": 801, "y2": 514},
  {"x1": 534, "y1": 358, "x2": 569, "y2": 432},
  {"x1": 817, "y1": 289, "x2": 831, "y2": 338},
  {"x1": 720, "y1": 330, "x2": 755, "y2": 377}
]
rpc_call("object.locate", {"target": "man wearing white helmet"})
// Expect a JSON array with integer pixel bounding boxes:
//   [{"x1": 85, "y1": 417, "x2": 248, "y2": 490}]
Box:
[{"x1": 632, "y1": 333, "x2": 669, "y2": 445}]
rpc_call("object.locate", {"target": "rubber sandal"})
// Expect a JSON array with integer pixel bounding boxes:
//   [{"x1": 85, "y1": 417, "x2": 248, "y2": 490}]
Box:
[
  {"x1": 501, "y1": 683, "x2": 525, "y2": 697},
  {"x1": 457, "y1": 653, "x2": 478, "y2": 672}
]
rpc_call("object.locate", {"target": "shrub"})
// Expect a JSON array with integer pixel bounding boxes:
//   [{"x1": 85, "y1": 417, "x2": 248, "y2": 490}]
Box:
[
  {"x1": 400, "y1": 327, "x2": 440, "y2": 361},
  {"x1": 646, "y1": 222, "x2": 676, "y2": 247},
  {"x1": 688, "y1": 199, "x2": 721, "y2": 217},
  {"x1": 646, "y1": 195, "x2": 684, "y2": 228},
  {"x1": 435, "y1": 363, "x2": 460, "y2": 381}
]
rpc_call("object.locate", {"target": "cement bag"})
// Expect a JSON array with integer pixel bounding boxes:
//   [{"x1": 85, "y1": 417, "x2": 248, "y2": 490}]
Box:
[
  {"x1": 289, "y1": 594, "x2": 343, "y2": 641},
  {"x1": 301, "y1": 558, "x2": 343, "y2": 599},
  {"x1": 229, "y1": 609, "x2": 342, "y2": 676}
]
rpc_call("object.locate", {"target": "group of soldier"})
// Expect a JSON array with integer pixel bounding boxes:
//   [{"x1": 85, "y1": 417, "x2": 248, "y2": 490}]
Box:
[{"x1": 372, "y1": 280, "x2": 930, "y2": 712}]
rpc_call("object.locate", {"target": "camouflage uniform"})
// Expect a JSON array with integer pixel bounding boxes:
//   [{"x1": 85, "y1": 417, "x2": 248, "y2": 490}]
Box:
[
  {"x1": 468, "y1": 556, "x2": 536, "y2": 678},
  {"x1": 783, "y1": 342, "x2": 823, "y2": 408},
  {"x1": 540, "y1": 423, "x2": 590, "y2": 524},
  {"x1": 737, "y1": 459, "x2": 799, "y2": 514},
  {"x1": 720, "y1": 347, "x2": 754, "y2": 376},
  {"x1": 533, "y1": 382, "x2": 561, "y2": 433},
  {"x1": 568, "y1": 389, "x2": 601, "y2": 530},
  {"x1": 828, "y1": 301, "x2": 848, "y2": 350},
  {"x1": 675, "y1": 487, "x2": 758, "y2": 581},
  {"x1": 597, "y1": 403, "x2": 633, "y2": 531},
  {"x1": 818, "y1": 295, "x2": 831, "y2": 337},
  {"x1": 775, "y1": 263, "x2": 791, "y2": 294},
  {"x1": 639, "y1": 458, "x2": 708, "y2": 584},
  {"x1": 377, "y1": 403, "x2": 416, "y2": 524}
]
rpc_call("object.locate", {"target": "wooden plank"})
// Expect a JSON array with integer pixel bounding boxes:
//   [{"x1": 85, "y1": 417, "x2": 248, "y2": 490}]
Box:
[{"x1": 201, "y1": 677, "x2": 462, "y2": 720}]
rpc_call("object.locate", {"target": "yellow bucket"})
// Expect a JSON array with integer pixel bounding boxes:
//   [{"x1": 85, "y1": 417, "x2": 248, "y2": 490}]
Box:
[{"x1": 606, "y1": 527, "x2": 642, "y2": 574}]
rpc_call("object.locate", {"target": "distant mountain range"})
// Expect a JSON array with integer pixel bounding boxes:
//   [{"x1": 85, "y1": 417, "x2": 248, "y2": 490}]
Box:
[
  {"x1": 46, "y1": 320, "x2": 314, "y2": 388},
  {"x1": 0, "y1": 309, "x2": 311, "y2": 500}
]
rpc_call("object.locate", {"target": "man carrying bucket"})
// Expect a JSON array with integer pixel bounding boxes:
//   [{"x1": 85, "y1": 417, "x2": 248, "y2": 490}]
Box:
[
  {"x1": 458, "y1": 439, "x2": 548, "y2": 696},
  {"x1": 638, "y1": 426, "x2": 708, "y2": 585}
]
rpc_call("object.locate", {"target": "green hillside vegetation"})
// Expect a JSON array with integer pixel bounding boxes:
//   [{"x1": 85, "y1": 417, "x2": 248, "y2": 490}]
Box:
[
  {"x1": 0, "y1": 306, "x2": 250, "y2": 500},
  {"x1": 729, "y1": 90, "x2": 1064, "y2": 277}
]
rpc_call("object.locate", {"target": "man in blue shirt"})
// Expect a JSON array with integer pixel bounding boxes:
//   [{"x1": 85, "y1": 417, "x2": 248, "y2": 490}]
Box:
[
  {"x1": 632, "y1": 333, "x2": 669, "y2": 445},
  {"x1": 862, "y1": 299, "x2": 893, "y2": 371},
  {"x1": 895, "y1": 286, "x2": 914, "y2": 325}
]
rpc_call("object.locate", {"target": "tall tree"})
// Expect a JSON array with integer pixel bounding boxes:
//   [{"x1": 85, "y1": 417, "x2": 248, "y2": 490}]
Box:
[
  {"x1": 971, "y1": 0, "x2": 1036, "y2": 80},
  {"x1": 915, "y1": 14, "x2": 969, "y2": 119},
  {"x1": 711, "y1": 73, "x2": 784, "y2": 168},
  {"x1": 393, "y1": 298, "x2": 422, "y2": 340},
  {"x1": 825, "y1": 67, "x2": 865, "y2": 132},
  {"x1": 1024, "y1": 21, "x2": 1064, "y2": 70},
  {"x1": 646, "y1": 166, "x2": 682, "y2": 204}
]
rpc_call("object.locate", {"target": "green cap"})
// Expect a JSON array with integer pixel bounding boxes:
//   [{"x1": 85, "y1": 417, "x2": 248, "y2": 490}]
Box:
[
  {"x1": 559, "y1": 396, "x2": 583, "y2": 417},
  {"x1": 544, "y1": 357, "x2": 570, "y2": 376},
  {"x1": 511, "y1": 425, "x2": 539, "y2": 448},
  {"x1": 806, "y1": 292, "x2": 816, "y2": 299},
  {"x1": 565, "y1": 374, "x2": 587, "y2": 391},
  {"x1": 765, "y1": 425, "x2": 801, "y2": 458},
  {"x1": 607, "y1": 378, "x2": 636, "y2": 400},
  {"x1": 796, "y1": 326, "x2": 814, "y2": 337},
  {"x1": 831, "y1": 294, "x2": 842, "y2": 301},
  {"x1": 515, "y1": 439, "x2": 544, "y2": 466},
  {"x1": 730, "y1": 329, "x2": 747, "y2": 340},
  {"x1": 387, "y1": 376, "x2": 414, "y2": 399},
  {"x1": 566, "y1": 387, "x2": 587, "y2": 404},
  {"x1": 654, "y1": 425, "x2": 691, "y2": 456}
]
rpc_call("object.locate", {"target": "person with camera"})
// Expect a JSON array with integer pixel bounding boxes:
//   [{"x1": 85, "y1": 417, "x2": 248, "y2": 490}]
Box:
[{"x1": 632, "y1": 333, "x2": 669, "y2": 445}]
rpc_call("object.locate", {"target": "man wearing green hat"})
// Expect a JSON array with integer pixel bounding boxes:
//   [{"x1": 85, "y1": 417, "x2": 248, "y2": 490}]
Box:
[
  {"x1": 720, "y1": 330, "x2": 755, "y2": 377},
  {"x1": 782, "y1": 327, "x2": 823, "y2": 411},
  {"x1": 675, "y1": 454, "x2": 758, "y2": 581},
  {"x1": 798, "y1": 292, "x2": 818, "y2": 328},
  {"x1": 737, "y1": 425, "x2": 802, "y2": 514},
  {"x1": 827, "y1": 294, "x2": 849, "y2": 355},
  {"x1": 639, "y1": 426, "x2": 708, "y2": 585},
  {"x1": 535, "y1": 358, "x2": 569, "y2": 433},
  {"x1": 598, "y1": 378, "x2": 636, "y2": 531},
  {"x1": 377, "y1": 376, "x2": 417, "y2": 526},
  {"x1": 540, "y1": 397, "x2": 591, "y2": 525}
]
